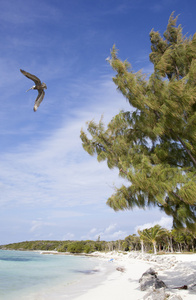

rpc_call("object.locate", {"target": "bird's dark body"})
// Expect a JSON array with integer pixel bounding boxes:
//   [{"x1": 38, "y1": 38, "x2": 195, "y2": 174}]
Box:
[
  {"x1": 31, "y1": 84, "x2": 44, "y2": 90},
  {"x1": 20, "y1": 69, "x2": 47, "y2": 111}
]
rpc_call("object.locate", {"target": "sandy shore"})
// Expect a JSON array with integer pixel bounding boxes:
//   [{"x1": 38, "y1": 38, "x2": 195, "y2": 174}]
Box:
[
  {"x1": 31, "y1": 251, "x2": 196, "y2": 300},
  {"x1": 71, "y1": 251, "x2": 196, "y2": 300}
]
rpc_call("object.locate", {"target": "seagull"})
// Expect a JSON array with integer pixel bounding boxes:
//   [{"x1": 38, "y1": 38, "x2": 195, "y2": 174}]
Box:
[{"x1": 20, "y1": 69, "x2": 47, "y2": 112}]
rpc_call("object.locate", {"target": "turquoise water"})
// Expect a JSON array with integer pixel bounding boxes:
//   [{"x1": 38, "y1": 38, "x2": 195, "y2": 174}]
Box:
[{"x1": 0, "y1": 250, "x2": 100, "y2": 299}]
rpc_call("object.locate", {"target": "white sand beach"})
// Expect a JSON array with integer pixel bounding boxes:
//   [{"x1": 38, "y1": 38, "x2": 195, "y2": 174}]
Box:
[
  {"x1": 28, "y1": 251, "x2": 196, "y2": 300},
  {"x1": 71, "y1": 251, "x2": 196, "y2": 300}
]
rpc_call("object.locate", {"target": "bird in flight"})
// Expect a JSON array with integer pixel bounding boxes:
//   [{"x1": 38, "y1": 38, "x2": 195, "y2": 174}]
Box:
[{"x1": 20, "y1": 69, "x2": 47, "y2": 112}]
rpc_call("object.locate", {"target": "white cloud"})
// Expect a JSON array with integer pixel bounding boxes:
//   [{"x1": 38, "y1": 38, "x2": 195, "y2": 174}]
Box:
[
  {"x1": 135, "y1": 216, "x2": 173, "y2": 233},
  {"x1": 0, "y1": 78, "x2": 128, "y2": 209},
  {"x1": 105, "y1": 224, "x2": 117, "y2": 233},
  {"x1": 90, "y1": 228, "x2": 97, "y2": 234},
  {"x1": 109, "y1": 230, "x2": 127, "y2": 240},
  {"x1": 30, "y1": 220, "x2": 55, "y2": 233},
  {"x1": 82, "y1": 223, "x2": 128, "y2": 241},
  {"x1": 62, "y1": 233, "x2": 75, "y2": 240}
]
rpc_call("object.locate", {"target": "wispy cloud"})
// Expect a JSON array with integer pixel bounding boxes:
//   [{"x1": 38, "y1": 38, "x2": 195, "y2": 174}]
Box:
[
  {"x1": 0, "y1": 0, "x2": 61, "y2": 25},
  {"x1": 30, "y1": 220, "x2": 55, "y2": 233},
  {"x1": 62, "y1": 232, "x2": 75, "y2": 240},
  {"x1": 0, "y1": 77, "x2": 129, "y2": 210},
  {"x1": 82, "y1": 223, "x2": 128, "y2": 241}
]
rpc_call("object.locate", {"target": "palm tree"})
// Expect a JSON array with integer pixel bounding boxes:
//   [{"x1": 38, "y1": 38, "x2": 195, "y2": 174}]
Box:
[
  {"x1": 137, "y1": 231, "x2": 145, "y2": 254},
  {"x1": 165, "y1": 229, "x2": 174, "y2": 253},
  {"x1": 138, "y1": 225, "x2": 167, "y2": 254}
]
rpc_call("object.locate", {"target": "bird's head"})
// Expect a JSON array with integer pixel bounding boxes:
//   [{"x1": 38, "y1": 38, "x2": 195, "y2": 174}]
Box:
[{"x1": 42, "y1": 83, "x2": 47, "y2": 89}]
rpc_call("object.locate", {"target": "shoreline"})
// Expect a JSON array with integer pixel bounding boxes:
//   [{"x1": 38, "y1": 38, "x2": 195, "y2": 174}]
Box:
[
  {"x1": 38, "y1": 251, "x2": 196, "y2": 300},
  {"x1": 2, "y1": 249, "x2": 195, "y2": 299},
  {"x1": 74, "y1": 251, "x2": 196, "y2": 300},
  {"x1": 21, "y1": 253, "x2": 117, "y2": 300}
]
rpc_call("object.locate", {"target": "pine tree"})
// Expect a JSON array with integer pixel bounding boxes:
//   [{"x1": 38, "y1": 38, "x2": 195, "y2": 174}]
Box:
[{"x1": 80, "y1": 13, "x2": 196, "y2": 231}]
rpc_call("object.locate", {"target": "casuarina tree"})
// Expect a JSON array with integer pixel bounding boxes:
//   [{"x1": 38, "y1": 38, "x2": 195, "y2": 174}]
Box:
[{"x1": 80, "y1": 13, "x2": 196, "y2": 231}]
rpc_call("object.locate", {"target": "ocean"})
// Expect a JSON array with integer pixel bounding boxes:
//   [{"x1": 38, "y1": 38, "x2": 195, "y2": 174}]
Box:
[{"x1": 0, "y1": 250, "x2": 106, "y2": 300}]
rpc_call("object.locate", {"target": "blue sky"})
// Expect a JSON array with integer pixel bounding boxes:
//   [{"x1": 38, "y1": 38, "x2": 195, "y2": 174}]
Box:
[{"x1": 0, "y1": 0, "x2": 195, "y2": 244}]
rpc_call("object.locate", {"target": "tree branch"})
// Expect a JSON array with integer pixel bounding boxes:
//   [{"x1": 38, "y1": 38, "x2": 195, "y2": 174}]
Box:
[
  {"x1": 120, "y1": 168, "x2": 128, "y2": 175},
  {"x1": 168, "y1": 128, "x2": 196, "y2": 168},
  {"x1": 177, "y1": 136, "x2": 196, "y2": 168},
  {"x1": 172, "y1": 191, "x2": 185, "y2": 203}
]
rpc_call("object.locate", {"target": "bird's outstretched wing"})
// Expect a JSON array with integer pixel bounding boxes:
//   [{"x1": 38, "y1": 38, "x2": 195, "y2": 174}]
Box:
[
  {"x1": 34, "y1": 90, "x2": 45, "y2": 112},
  {"x1": 20, "y1": 69, "x2": 41, "y2": 85}
]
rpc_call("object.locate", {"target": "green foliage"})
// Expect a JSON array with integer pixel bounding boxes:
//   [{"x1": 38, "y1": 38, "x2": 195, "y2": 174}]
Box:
[
  {"x1": 124, "y1": 234, "x2": 140, "y2": 251},
  {"x1": 0, "y1": 240, "x2": 108, "y2": 254},
  {"x1": 138, "y1": 225, "x2": 167, "y2": 254},
  {"x1": 0, "y1": 225, "x2": 195, "y2": 253},
  {"x1": 67, "y1": 242, "x2": 84, "y2": 253},
  {"x1": 80, "y1": 13, "x2": 196, "y2": 230}
]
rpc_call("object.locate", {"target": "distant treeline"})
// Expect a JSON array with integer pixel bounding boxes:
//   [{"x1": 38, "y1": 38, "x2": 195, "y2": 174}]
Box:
[
  {"x1": 0, "y1": 226, "x2": 195, "y2": 254},
  {"x1": 0, "y1": 240, "x2": 111, "y2": 253},
  {"x1": 0, "y1": 240, "x2": 108, "y2": 253}
]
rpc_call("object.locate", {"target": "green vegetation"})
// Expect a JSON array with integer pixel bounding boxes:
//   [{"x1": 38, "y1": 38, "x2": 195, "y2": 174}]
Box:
[
  {"x1": 80, "y1": 13, "x2": 196, "y2": 230},
  {"x1": 0, "y1": 240, "x2": 108, "y2": 254},
  {"x1": 138, "y1": 225, "x2": 167, "y2": 254},
  {"x1": 137, "y1": 226, "x2": 196, "y2": 254},
  {"x1": 1, "y1": 226, "x2": 195, "y2": 254}
]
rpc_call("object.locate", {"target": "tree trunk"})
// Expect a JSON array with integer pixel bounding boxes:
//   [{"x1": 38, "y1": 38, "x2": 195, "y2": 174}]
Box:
[
  {"x1": 153, "y1": 241, "x2": 157, "y2": 254},
  {"x1": 170, "y1": 238, "x2": 174, "y2": 253},
  {"x1": 141, "y1": 240, "x2": 144, "y2": 254}
]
